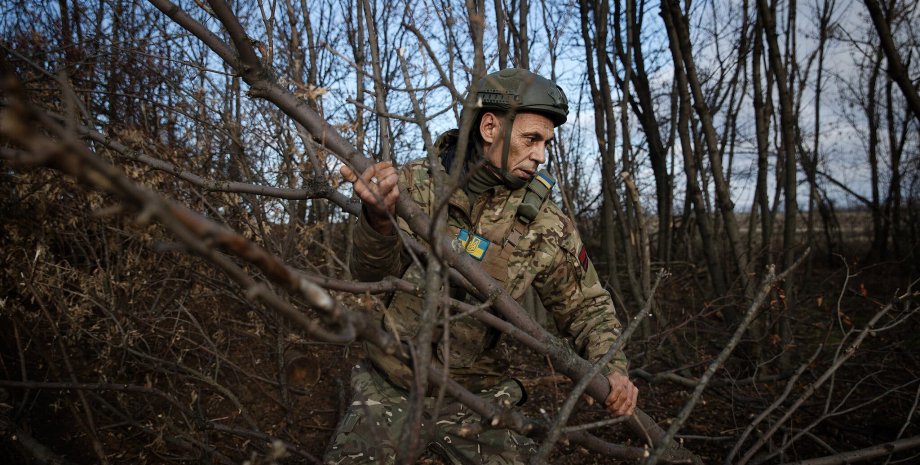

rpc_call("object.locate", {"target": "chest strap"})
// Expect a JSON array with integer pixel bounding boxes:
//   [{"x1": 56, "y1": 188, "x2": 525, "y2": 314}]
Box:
[
  {"x1": 505, "y1": 170, "x2": 555, "y2": 249},
  {"x1": 517, "y1": 171, "x2": 555, "y2": 222}
]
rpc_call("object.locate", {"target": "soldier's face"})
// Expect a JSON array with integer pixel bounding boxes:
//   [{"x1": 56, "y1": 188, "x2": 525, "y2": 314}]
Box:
[{"x1": 480, "y1": 112, "x2": 555, "y2": 180}]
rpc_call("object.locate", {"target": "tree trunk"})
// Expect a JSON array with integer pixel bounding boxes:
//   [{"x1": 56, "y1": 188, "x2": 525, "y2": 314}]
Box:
[
  {"x1": 578, "y1": 0, "x2": 627, "y2": 300},
  {"x1": 758, "y1": 0, "x2": 802, "y2": 369},
  {"x1": 661, "y1": 2, "x2": 726, "y2": 298},
  {"x1": 662, "y1": 0, "x2": 752, "y2": 303},
  {"x1": 613, "y1": 0, "x2": 674, "y2": 264}
]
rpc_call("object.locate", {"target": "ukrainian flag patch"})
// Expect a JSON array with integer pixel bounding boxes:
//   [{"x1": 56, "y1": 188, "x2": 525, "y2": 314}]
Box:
[
  {"x1": 456, "y1": 229, "x2": 490, "y2": 261},
  {"x1": 535, "y1": 171, "x2": 555, "y2": 190}
]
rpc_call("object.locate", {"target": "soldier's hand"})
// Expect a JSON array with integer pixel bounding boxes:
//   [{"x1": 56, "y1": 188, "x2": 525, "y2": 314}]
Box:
[
  {"x1": 580, "y1": 372, "x2": 638, "y2": 416},
  {"x1": 603, "y1": 372, "x2": 638, "y2": 417},
  {"x1": 341, "y1": 161, "x2": 399, "y2": 235}
]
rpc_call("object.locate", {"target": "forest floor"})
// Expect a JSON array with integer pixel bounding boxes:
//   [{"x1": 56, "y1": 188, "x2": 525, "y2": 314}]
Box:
[
  {"x1": 2, "y1": 215, "x2": 919, "y2": 465},
  {"x1": 213, "y1": 255, "x2": 920, "y2": 464}
]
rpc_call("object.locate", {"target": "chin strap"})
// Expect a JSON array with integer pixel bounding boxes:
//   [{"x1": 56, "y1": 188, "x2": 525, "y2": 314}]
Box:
[{"x1": 497, "y1": 111, "x2": 528, "y2": 190}]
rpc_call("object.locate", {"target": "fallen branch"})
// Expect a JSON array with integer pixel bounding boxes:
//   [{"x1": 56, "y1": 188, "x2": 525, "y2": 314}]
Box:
[
  {"x1": 735, "y1": 283, "x2": 917, "y2": 465},
  {"x1": 531, "y1": 269, "x2": 669, "y2": 463},
  {"x1": 775, "y1": 435, "x2": 920, "y2": 465},
  {"x1": 0, "y1": 409, "x2": 76, "y2": 465},
  {"x1": 647, "y1": 251, "x2": 812, "y2": 465}
]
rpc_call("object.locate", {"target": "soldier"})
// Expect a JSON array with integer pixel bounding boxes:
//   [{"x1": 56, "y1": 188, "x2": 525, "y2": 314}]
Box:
[{"x1": 325, "y1": 68, "x2": 638, "y2": 464}]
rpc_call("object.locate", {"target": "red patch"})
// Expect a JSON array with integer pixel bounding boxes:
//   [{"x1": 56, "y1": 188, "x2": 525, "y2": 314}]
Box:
[{"x1": 578, "y1": 244, "x2": 589, "y2": 271}]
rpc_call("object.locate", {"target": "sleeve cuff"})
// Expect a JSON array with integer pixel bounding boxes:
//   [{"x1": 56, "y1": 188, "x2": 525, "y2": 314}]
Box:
[
  {"x1": 354, "y1": 209, "x2": 399, "y2": 253},
  {"x1": 605, "y1": 358, "x2": 629, "y2": 377}
]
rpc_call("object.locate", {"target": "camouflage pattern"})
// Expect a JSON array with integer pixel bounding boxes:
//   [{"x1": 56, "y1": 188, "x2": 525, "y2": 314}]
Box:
[
  {"x1": 337, "y1": 156, "x2": 629, "y2": 463},
  {"x1": 324, "y1": 363, "x2": 536, "y2": 465},
  {"x1": 350, "y1": 157, "x2": 629, "y2": 378}
]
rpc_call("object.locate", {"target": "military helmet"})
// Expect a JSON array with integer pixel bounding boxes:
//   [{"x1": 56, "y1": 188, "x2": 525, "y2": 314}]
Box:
[{"x1": 466, "y1": 68, "x2": 569, "y2": 127}]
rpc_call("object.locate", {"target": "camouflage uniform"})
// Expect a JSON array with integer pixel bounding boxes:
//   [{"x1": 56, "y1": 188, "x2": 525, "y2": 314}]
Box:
[
  {"x1": 324, "y1": 157, "x2": 628, "y2": 464},
  {"x1": 325, "y1": 362, "x2": 535, "y2": 465}
]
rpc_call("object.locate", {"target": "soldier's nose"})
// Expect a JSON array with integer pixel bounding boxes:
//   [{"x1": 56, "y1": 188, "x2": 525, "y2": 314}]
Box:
[{"x1": 533, "y1": 148, "x2": 546, "y2": 164}]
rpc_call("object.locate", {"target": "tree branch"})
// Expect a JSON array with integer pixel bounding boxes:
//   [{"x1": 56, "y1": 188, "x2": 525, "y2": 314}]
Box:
[
  {"x1": 863, "y1": 0, "x2": 920, "y2": 122},
  {"x1": 775, "y1": 434, "x2": 920, "y2": 465},
  {"x1": 647, "y1": 250, "x2": 812, "y2": 465}
]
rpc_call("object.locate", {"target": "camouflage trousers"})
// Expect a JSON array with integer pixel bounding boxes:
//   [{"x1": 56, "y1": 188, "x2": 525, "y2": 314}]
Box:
[{"x1": 323, "y1": 362, "x2": 537, "y2": 465}]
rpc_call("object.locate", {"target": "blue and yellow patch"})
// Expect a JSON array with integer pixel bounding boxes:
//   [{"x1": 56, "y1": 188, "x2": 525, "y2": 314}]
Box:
[
  {"x1": 456, "y1": 229, "x2": 490, "y2": 261},
  {"x1": 534, "y1": 171, "x2": 555, "y2": 190}
]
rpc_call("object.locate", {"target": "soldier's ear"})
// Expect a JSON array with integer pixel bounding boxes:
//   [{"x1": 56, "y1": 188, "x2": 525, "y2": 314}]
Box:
[{"x1": 480, "y1": 112, "x2": 502, "y2": 144}]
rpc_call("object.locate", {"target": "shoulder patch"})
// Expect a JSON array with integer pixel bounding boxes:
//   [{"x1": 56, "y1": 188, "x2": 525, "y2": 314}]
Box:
[
  {"x1": 534, "y1": 171, "x2": 555, "y2": 191},
  {"x1": 456, "y1": 229, "x2": 490, "y2": 261},
  {"x1": 577, "y1": 244, "x2": 589, "y2": 271}
]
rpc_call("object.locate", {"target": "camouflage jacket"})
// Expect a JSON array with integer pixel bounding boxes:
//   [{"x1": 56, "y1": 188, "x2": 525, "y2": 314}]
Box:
[{"x1": 351, "y1": 157, "x2": 628, "y2": 389}]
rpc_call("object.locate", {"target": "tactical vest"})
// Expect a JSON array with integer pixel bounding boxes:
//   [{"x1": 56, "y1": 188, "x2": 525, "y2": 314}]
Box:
[
  {"x1": 448, "y1": 170, "x2": 555, "y2": 286},
  {"x1": 367, "y1": 164, "x2": 556, "y2": 391}
]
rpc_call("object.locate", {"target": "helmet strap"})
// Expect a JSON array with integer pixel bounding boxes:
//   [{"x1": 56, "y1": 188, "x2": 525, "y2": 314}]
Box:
[{"x1": 498, "y1": 111, "x2": 527, "y2": 190}]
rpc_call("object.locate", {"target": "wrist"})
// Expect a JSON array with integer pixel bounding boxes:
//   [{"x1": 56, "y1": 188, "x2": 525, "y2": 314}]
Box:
[{"x1": 363, "y1": 205, "x2": 395, "y2": 236}]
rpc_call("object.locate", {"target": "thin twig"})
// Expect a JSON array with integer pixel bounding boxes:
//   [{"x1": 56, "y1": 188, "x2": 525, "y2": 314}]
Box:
[{"x1": 647, "y1": 250, "x2": 812, "y2": 465}]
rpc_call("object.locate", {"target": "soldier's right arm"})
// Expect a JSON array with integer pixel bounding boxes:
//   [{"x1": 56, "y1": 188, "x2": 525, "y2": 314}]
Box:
[{"x1": 341, "y1": 161, "x2": 406, "y2": 281}]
